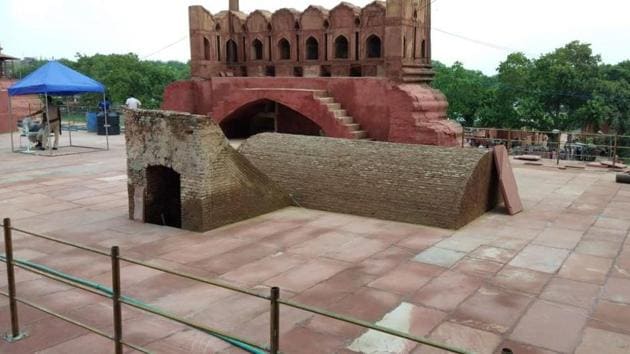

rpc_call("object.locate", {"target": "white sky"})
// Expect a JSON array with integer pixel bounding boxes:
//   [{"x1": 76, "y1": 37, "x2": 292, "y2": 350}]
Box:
[{"x1": 1, "y1": 0, "x2": 629, "y2": 74}]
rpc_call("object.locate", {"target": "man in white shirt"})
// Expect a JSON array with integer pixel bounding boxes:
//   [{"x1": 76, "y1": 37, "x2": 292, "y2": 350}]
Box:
[{"x1": 125, "y1": 96, "x2": 142, "y2": 109}]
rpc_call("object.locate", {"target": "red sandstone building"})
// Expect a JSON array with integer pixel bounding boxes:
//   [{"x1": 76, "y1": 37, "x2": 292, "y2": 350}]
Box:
[
  {"x1": 0, "y1": 46, "x2": 41, "y2": 134},
  {"x1": 163, "y1": 0, "x2": 461, "y2": 146}
]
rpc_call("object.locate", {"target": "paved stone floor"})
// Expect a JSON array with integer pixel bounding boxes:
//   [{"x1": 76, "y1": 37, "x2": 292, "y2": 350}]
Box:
[{"x1": 0, "y1": 132, "x2": 629, "y2": 354}]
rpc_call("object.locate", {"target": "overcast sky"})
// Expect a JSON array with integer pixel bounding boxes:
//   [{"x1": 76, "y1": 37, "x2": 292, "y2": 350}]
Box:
[{"x1": 1, "y1": 0, "x2": 628, "y2": 74}]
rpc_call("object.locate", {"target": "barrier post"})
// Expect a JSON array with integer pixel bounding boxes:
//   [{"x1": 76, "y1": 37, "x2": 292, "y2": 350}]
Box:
[
  {"x1": 269, "y1": 287, "x2": 280, "y2": 354},
  {"x1": 111, "y1": 246, "x2": 123, "y2": 354},
  {"x1": 507, "y1": 129, "x2": 512, "y2": 153},
  {"x1": 2, "y1": 218, "x2": 25, "y2": 342},
  {"x1": 613, "y1": 134, "x2": 618, "y2": 166}
]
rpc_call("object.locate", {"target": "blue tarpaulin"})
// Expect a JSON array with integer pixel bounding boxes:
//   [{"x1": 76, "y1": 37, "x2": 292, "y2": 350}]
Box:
[{"x1": 8, "y1": 61, "x2": 105, "y2": 96}]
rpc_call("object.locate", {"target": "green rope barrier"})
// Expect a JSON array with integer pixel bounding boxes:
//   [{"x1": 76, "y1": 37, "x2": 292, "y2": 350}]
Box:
[{"x1": 0, "y1": 255, "x2": 268, "y2": 354}]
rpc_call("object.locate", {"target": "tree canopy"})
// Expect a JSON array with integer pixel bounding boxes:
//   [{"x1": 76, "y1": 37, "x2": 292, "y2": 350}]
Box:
[
  {"x1": 14, "y1": 54, "x2": 189, "y2": 109},
  {"x1": 432, "y1": 41, "x2": 630, "y2": 135}
]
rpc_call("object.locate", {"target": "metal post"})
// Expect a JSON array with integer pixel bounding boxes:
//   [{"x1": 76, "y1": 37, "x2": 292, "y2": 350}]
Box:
[
  {"x1": 8, "y1": 97, "x2": 14, "y2": 152},
  {"x1": 556, "y1": 132, "x2": 561, "y2": 166},
  {"x1": 269, "y1": 286, "x2": 280, "y2": 354},
  {"x1": 507, "y1": 129, "x2": 511, "y2": 153},
  {"x1": 111, "y1": 246, "x2": 123, "y2": 354},
  {"x1": 66, "y1": 96, "x2": 72, "y2": 147},
  {"x1": 103, "y1": 93, "x2": 110, "y2": 151},
  {"x1": 2, "y1": 218, "x2": 24, "y2": 342},
  {"x1": 44, "y1": 93, "x2": 51, "y2": 155},
  {"x1": 613, "y1": 134, "x2": 618, "y2": 167}
]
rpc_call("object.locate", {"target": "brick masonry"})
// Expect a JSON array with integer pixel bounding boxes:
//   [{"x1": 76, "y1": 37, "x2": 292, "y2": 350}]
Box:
[
  {"x1": 161, "y1": 0, "x2": 462, "y2": 147},
  {"x1": 124, "y1": 109, "x2": 293, "y2": 232},
  {"x1": 0, "y1": 79, "x2": 41, "y2": 133},
  {"x1": 239, "y1": 133, "x2": 499, "y2": 229},
  {"x1": 162, "y1": 77, "x2": 462, "y2": 146}
]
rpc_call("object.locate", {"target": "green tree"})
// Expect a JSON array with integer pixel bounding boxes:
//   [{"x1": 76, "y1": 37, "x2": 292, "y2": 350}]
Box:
[
  {"x1": 578, "y1": 61, "x2": 630, "y2": 134},
  {"x1": 432, "y1": 61, "x2": 496, "y2": 126},
  {"x1": 528, "y1": 41, "x2": 601, "y2": 130},
  {"x1": 70, "y1": 53, "x2": 189, "y2": 108},
  {"x1": 477, "y1": 53, "x2": 534, "y2": 129}
]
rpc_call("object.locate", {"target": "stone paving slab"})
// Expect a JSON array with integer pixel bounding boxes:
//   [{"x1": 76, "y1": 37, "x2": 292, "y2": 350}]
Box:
[{"x1": 0, "y1": 132, "x2": 629, "y2": 353}]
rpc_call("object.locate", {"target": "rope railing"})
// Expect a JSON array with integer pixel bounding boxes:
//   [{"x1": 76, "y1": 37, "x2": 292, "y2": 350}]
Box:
[{"x1": 1, "y1": 217, "x2": 474, "y2": 354}]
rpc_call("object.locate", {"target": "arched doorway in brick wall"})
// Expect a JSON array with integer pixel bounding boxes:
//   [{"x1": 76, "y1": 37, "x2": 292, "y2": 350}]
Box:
[
  {"x1": 144, "y1": 165, "x2": 182, "y2": 228},
  {"x1": 220, "y1": 99, "x2": 323, "y2": 139}
]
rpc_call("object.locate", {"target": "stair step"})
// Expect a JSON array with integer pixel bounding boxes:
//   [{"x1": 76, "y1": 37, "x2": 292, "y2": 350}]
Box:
[
  {"x1": 317, "y1": 97, "x2": 334, "y2": 103},
  {"x1": 332, "y1": 109, "x2": 347, "y2": 117},
  {"x1": 338, "y1": 116, "x2": 354, "y2": 124},
  {"x1": 313, "y1": 90, "x2": 328, "y2": 98},
  {"x1": 326, "y1": 103, "x2": 341, "y2": 110},
  {"x1": 351, "y1": 130, "x2": 368, "y2": 139},
  {"x1": 344, "y1": 123, "x2": 360, "y2": 131}
]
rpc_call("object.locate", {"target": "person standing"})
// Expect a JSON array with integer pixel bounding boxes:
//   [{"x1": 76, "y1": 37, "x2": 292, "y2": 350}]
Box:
[
  {"x1": 98, "y1": 97, "x2": 111, "y2": 112},
  {"x1": 125, "y1": 96, "x2": 142, "y2": 109},
  {"x1": 28, "y1": 95, "x2": 61, "y2": 150}
]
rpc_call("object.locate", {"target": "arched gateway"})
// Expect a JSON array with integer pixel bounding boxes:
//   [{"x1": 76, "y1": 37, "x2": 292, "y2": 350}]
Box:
[{"x1": 211, "y1": 88, "x2": 370, "y2": 140}]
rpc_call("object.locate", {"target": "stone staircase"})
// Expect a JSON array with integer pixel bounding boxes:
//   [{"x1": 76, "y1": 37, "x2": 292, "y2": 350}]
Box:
[{"x1": 313, "y1": 91, "x2": 370, "y2": 140}]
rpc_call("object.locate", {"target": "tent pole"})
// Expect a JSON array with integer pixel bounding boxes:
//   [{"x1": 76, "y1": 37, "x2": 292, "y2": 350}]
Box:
[
  {"x1": 67, "y1": 96, "x2": 72, "y2": 147},
  {"x1": 45, "y1": 93, "x2": 52, "y2": 155},
  {"x1": 103, "y1": 93, "x2": 109, "y2": 151},
  {"x1": 8, "y1": 95, "x2": 14, "y2": 152}
]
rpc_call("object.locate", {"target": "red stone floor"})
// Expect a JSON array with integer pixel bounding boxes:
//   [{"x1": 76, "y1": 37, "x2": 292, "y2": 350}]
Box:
[{"x1": 0, "y1": 132, "x2": 629, "y2": 353}]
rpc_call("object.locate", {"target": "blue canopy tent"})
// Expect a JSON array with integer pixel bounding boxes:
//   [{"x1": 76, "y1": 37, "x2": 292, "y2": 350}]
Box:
[{"x1": 7, "y1": 61, "x2": 110, "y2": 153}]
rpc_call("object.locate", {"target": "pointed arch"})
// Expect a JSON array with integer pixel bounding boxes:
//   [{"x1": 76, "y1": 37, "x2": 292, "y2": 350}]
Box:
[
  {"x1": 334, "y1": 35, "x2": 349, "y2": 59},
  {"x1": 306, "y1": 37, "x2": 319, "y2": 60},
  {"x1": 252, "y1": 38, "x2": 264, "y2": 60},
  {"x1": 278, "y1": 38, "x2": 291, "y2": 60},
  {"x1": 366, "y1": 34, "x2": 381, "y2": 58},
  {"x1": 226, "y1": 39, "x2": 238, "y2": 64}
]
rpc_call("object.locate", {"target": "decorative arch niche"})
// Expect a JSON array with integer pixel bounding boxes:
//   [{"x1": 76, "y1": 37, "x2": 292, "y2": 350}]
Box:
[
  {"x1": 278, "y1": 38, "x2": 291, "y2": 60},
  {"x1": 334, "y1": 35, "x2": 349, "y2": 59},
  {"x1": 306, "y1": 37, "x2": 319, "y2": 60},
  {"x1": 226, "y1": 39, "x2": 238, "y2": 63},
  {"x1": 366, "y1": 34, "x2": 381, "y2": 58},
  {"x1": 252, "y1": 39, "x2": 264, "y2": 60}
]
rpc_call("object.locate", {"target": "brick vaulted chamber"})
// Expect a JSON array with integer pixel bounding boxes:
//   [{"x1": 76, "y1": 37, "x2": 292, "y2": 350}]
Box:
[
  {"x1": 239, "y1": 133, "x2": 500, "y2": 229},
  {"x1": 126, "y1": 111, "x2": 498, "y2": 231},
  {"x1": 162, "y1": 0, "x2": 463, "y2": 146},
  {"x1": 125, "y1": 110, "x2": 292, "y2": 232}
]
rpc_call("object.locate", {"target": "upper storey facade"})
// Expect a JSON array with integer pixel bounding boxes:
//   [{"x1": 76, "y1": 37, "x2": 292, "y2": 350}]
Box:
[{"x1": 189, "y1": 0, "x2": 434, "y2": 83}]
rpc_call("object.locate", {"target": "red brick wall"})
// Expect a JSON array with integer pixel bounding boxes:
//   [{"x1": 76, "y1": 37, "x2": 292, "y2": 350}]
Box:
[
  {"x1": 0, "y1": 89, "x2": 9, "y2": 133},
  {"x1": 0, "y1": 80, "x2": 42, "y2": 134},
  {"x1": 163, "y1": 77, "x2": 461, "y2": 146}
]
